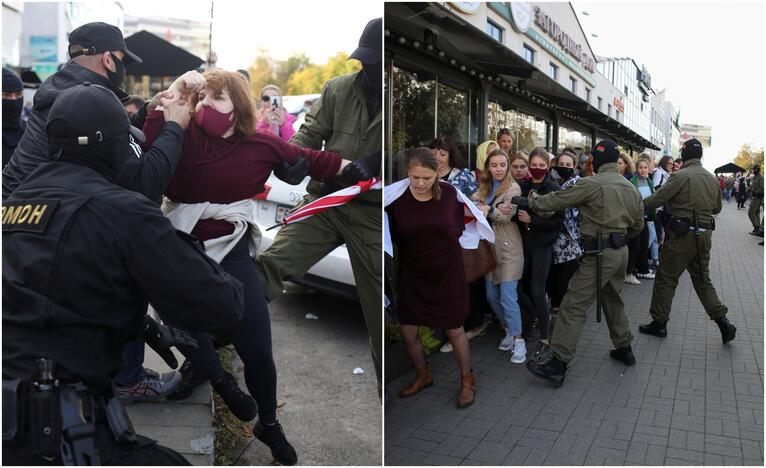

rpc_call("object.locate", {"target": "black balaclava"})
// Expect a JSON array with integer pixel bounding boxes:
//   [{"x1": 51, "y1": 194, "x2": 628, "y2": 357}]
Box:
[
  {"x1": 591, "y1": 140, "x2": 620, "y2": 173},
  {"x1": 680, "y1": 138, "x2": 703, "y2": 162},
  {"x1": 754, "y1": 165, "x2": 761, "y2": 175},
  {"x1": 3, "y1": 67, "x2": 24, "y2": 147},
  {"x1": 106, "y1": 52, "x2": 126, "y2": 90}
]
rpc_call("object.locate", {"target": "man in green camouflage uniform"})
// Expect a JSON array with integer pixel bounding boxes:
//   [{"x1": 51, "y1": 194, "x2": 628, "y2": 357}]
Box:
[
  {"x1": 638, "y1": 139, "x2": 737, "y2": 343},
  {"x1": 748, "y1": 165, "x2": 763, "y2": 236},
  {"x1": 256, "y1": 19, "x2": 383, "y2": 389},
  {"x1": 513, "y1": 140, "x2": 644, "y2": 387}
]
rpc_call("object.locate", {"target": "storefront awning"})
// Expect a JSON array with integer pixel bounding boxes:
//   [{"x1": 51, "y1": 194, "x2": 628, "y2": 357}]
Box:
[{"x1": 386, "y1": 2, "x2": 660, "y2": 151}]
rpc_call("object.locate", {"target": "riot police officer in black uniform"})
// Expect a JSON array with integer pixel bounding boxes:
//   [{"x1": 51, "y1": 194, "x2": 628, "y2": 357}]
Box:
[{"x1": 2, "y1": 83, "x2": 244, "y2": 465}]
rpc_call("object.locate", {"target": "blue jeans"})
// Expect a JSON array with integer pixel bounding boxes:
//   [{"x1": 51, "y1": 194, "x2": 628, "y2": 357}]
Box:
[
  {"x1": 485, "y1": 279, "x2": 522, "y2": 337},
  {"x1": 647, "y1": 222, "x2": 659, "y2": 261},
  {"x1": 114, "y1": 340, "x2": 145, "y2": 386}
]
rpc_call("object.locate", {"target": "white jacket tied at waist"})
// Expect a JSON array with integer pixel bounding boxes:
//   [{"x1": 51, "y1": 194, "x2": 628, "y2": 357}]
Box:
[
  {"x1": 383, "y1": 178, "x2": 494, "y2": 257},
  {"x1": 162, "y1": 198, "x2": 262, "y2": 264}
]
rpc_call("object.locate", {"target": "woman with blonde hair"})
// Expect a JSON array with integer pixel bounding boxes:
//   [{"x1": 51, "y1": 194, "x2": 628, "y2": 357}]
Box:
[
  {"x1": 474, "y1": 139, "x2": 499, "y2": 179},
  {"x1": 256, "y1": 83, "x2": 296, "y2": 141},
  {"x1": 617, "y1": 152, "x2": 635, "y2": 180},
  {"x1": 473, "y1": 149, "x2": 526, "y2": 363}
]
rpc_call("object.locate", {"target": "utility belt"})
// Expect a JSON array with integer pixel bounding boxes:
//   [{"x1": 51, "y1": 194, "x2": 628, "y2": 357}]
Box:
[
  {"x1": 3, "y1": 359, "x2": 136, "y2": 465},
  {"x1": 581, "y1": 233, "x2": 627, "y2": 252},
  {"x1": 668, "y1": 216, "x2": 715, "y2": 234}
]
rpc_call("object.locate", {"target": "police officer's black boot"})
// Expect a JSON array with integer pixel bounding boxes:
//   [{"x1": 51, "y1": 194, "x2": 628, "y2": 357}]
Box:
[
  {"x1": 638, "y1": 319, "x2": 667, "y2": 337},
  {"x1": 526, "y1": 349, "x2": 567, "y2": 388},
  {"x1": 609, "y1": 346, "x2": 636, "y2": 366},
  {"x1": 253, "y1": 420, "x2": 298, "y2": 465},
  {"x1": 714, "y1": 316, "x2": 737, "y2": 344},
  {"x1": 212, "y1": 371, "x2": 257, "y2": 421}
]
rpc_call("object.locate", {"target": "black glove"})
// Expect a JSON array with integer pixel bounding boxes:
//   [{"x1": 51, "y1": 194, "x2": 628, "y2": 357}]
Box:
[
  {"x1": 511, "y1": 196, "x2": 529, "y2": 210},
  {"x1": 274, "y1": 156, "x2": 310, "y2": 185},
  {"x1": 144, "y1": 316, "x2": 198, "y2": 369},
  {"x1": 342, "y1": 151, "x2": 381, "y2": 183}
]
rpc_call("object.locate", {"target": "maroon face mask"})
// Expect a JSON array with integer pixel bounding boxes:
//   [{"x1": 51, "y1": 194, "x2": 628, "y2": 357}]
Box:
[
  {"x1": 195, "y1": 105, "x2": 233, "y2": 138},
  {"x1": 529, "y1": 167, "x2": 548, "y2": 180}
]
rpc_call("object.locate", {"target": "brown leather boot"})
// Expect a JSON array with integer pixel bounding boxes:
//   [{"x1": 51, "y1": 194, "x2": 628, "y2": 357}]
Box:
[
  {"x1": 399, "y1": 365, "x2": 433, "y2": 398},
  {"x1": 457, "y1": 371, "x2": 476, "y2": 408}
]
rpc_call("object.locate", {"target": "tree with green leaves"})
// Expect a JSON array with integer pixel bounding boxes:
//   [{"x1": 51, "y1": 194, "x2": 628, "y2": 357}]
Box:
[{"x1": 732, "y1": 144, "x2": 764, "y2": 173}]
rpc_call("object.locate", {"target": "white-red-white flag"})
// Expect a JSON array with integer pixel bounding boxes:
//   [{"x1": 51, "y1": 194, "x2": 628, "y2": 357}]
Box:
[{"x1": 282, "y1": 177, "x2": 382, "y2": 225}]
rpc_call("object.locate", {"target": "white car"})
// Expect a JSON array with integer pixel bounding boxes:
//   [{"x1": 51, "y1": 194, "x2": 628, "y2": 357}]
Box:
[{"x1": 253, "y1": 173, "x2": 358, "y2": 301}]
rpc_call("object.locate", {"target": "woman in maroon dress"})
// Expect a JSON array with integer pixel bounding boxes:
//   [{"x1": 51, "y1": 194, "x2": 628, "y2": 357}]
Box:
[{"x1": 387, "y1": 148, "x2": 476, "y2": 408}]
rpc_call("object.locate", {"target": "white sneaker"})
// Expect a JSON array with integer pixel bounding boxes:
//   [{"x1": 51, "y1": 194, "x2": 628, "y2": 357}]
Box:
[
  {"x1": 511, "y1": 339, "x2": 527, "y2": 364},
  {"x1": 439, "y1": 342, "x2": 453, "y2": 353},
  {"x1": 498, "y1": 334, "x2": 514, "y2": 351},
  {"x1": 636, "y1": 271, "x2": 656, "y2": 280},
  {"x1": 624, "y1": 274, "x2": 641, "y2": 285}
]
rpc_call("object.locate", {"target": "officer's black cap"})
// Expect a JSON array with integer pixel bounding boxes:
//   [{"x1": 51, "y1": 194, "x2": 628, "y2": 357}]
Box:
[
  {"x1": 350, "y1": 18, "x2": 382, "y2": 64},
  {"x1": 47, "y1": 82, "x2": 130, "y2": 149},
  {"x1": 3, "y1": 67, "x2": 23, "y2": 93},
  {"x1": 681, "y1": 138, "x2": 703, "y2": 160},
  {"x1": 68, "y1": 22, "x2": 142, "y2": 65},
  {"x1": 592, "y1": 140, "x2": 620, "y2": 162}
]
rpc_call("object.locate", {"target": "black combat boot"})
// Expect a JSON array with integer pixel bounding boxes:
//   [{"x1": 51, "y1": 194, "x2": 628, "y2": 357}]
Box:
[
  {"x1": 253, "y1": 420, "x2": 298, "y2": 466},
  {"x1": 609, "y1": 346, "x2": 636, "y2": 366},
  {"x1": 168, "y1": 359, "x2": 207, "y2": 400},
  {"x1": 212, "y1": 371, "x2": 257, "y2": 422},
  {"x1": 526, "y1": 349, "x2": 567, "y2": 388},
  {"x1": 638, "y1": 320, "x2": 667, "y2": 337},
  {"x1": 714, "y1": 316, "x2": 737, "y2": 344}
]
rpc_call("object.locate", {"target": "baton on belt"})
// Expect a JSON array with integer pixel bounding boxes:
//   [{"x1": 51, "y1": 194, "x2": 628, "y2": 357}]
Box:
[
  {"x1": 692, "y1": 210, "x2": 704, "y2": 277},
  {"x1": 582, "y1": 230, "x2": 604, "y2": 323}
]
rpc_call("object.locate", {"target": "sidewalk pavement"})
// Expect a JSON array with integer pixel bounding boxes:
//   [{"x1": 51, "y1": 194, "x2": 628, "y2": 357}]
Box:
[
  {"x1": 385, "y1": 201, "x2": 763, "y2": 466},
  {"x1": 126, "y1": 348, "x2": 214, "y2": 466}
]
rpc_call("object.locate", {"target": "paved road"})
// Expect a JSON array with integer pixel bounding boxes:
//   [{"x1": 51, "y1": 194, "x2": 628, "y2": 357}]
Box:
[
  {"x1": 233, "y1": 283, "x2": 382, "y2": 466},
  {"x1": 385, "y1": 200, "x2": 763, "y2": 466}
]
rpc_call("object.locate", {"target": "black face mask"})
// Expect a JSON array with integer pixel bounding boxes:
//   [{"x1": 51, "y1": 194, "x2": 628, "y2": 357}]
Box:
[
  {"x1": 106, "y1": 52, "x2": 126, "y2": 90},
  {"x1": 53, "y1": 133, "x2": 132, "y2": 183},
  {"x1": 2, "y1": 97, "x2": 24, "y2": 146},
  {"x1": 361, "y1": 61, "x2": 381, "y2": 95},
  {"x1": 554, "y1": 166, "x2": 574, "y2": 180}
]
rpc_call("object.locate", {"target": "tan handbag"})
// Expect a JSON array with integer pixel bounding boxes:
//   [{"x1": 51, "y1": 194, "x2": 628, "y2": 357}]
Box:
[{"x1": 463, "y1": 239, "x2": 495, "y2": 283}]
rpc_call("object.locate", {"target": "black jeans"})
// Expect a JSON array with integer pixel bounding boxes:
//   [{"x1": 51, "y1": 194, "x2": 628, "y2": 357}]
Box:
[
  {"x1": 519, "y1": 244, "x2": 553, "y2": 340},
  {"x1": 464, "y1": 279, "x2": 491, "y2": 331},
  {"x1": 178, "y1": 237, "x2": 278, "y2": 423},
  {"x1": 547, "y1": 258, "x2": 580, "y2": 309},
  {"x1": 627, "y1": 224, "x2": 650, "y2": 275}
]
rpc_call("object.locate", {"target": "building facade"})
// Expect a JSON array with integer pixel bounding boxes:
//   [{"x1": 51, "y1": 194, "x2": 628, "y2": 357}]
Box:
[
  {"x1": 123, "y1": 15, "x2": 210, "y2": 62},
  {"x1": 680, "y1": 123, "x2": 713, "y2": 148},
  {"x1": 385, "y1": 2, "x2": 659, "y2": 181}
]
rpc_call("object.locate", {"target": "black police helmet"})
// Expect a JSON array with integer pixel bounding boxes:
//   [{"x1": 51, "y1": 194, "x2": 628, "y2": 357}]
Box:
[
  {"x1": 350, "y1": 18, "x2": 382, "y2": 64},
  {"x1": 681, "y1": 138, "x2": 703, "y2": 161},
  {"x1": 47, "y1": 82, "x2": 130, "y2": 153},
  {"x1": 68, "y1": 22, "x2": 142, "y2": 64},
  {"x1": 591, "y1": 140, "x2": 619, "y2": 172}
]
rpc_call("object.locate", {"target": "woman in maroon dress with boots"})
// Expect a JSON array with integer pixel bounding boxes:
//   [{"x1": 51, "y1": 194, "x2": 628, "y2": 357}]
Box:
[{"x1": 386, "y1": 148, "x2": 476, "y2": 408}]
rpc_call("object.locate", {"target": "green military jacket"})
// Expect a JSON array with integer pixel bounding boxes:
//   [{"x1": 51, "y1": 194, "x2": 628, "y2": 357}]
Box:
[
  {"x1": 290, "y1": 71, "x2": 381, "y2": 202},
  {"x1": 528, "y1": 163, "x2": 644, "y2": 239},
  {"x1": 643, "y1": 158, "x2": 721, "y2": 224},
  {"x1": 750, "y1": 173, "x2": 763, "y2": 198}
]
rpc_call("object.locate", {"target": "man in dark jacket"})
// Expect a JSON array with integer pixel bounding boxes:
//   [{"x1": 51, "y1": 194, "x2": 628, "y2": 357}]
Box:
[
  {"x1": 2, "y1": 83, "x2": 245, "y2": 465},
  {"x1": 2, "y1": 22, "x2": 184, "y2": 204}
]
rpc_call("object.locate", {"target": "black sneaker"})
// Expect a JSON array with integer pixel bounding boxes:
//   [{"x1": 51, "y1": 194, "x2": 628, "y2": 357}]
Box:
[
  {"x1": 609, "y1": 346, "x2": 636, "y2": 366},
  {"x1": 212, "y1": 372, "x2": 257, "y2": 421},
  {"x1": 253, "y1": 420, "x2": 298, "y2": 466},
  {"x1": 531, "y1": 342, "x2": 550, "y2": 362},
  {"x1": 526, "y1": 349, "x2": 567, "y2": 388},
  {"x1": 638, "y1": 320, "x2": 667, "y2": 338},
  {"x1": 715, "y1": 316, "x2": 736, "y2": 344},
  {"x1": 167, "y1": 359, "x2": 207, "y2": 401}
]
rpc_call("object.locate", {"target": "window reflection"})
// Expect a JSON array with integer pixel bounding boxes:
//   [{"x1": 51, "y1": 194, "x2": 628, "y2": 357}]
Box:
[{"x1": 487, "y1": 101, "x2": 549, "y2": 154}]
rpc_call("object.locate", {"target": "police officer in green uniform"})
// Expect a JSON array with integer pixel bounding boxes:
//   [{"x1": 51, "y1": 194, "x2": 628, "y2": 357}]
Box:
[
  {"x1": 748, "y1": 164, "x2": 763, "y2": 236},
  {"x1": 256, "y1": 18, "x2": 383, "y2": 388},
  {"x1": 513, "y1": 140, "x2": 644, "y2": 387},
  {"x1": 638, "y1": 139, "x2": 737, "y2": 343}
]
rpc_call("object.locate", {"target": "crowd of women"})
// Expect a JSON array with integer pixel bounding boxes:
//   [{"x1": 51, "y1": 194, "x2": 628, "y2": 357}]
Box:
[{"x1": 386, "y1": 130, "x2": 683, "y2": 408}]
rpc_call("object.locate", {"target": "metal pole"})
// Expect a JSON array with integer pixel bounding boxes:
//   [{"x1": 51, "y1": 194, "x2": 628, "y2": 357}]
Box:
[{"x1": 207, "y1": 1, "x2": 214, "y2": 68}]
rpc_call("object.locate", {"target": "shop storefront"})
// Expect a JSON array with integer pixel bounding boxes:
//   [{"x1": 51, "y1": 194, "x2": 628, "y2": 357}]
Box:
[{"x1": 385, "y1": 2, "x2": 658, "y2": 183}]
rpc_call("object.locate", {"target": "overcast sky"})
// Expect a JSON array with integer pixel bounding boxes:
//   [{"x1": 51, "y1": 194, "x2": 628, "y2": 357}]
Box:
[
  {"x1": 123, "y1": 0, "x2": 381, "y2": 67},
  {"x1": 573, "y1": 1, "x2": 764, "y2": 171}
]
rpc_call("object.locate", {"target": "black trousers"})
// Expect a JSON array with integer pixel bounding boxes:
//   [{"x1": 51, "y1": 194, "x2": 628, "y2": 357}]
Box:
[
  {"x1": 627, "y1": 224, "x2": 650, "y2": 275},
  {"x1": 547, "y1": 258, "x2": 580, "y2": 309},
  {"x1": 463, "y1": 279, "x2": 491, "y2": 331},
  {"x1": 519, "y1": 244, "x2": 553, "y2": 340}
]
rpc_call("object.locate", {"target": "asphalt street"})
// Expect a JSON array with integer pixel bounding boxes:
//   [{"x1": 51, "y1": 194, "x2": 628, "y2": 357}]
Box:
[{"x1": 234, "y1": 283, "x2": 381, "y2": 466}]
